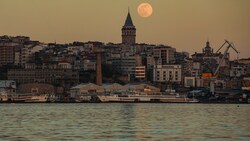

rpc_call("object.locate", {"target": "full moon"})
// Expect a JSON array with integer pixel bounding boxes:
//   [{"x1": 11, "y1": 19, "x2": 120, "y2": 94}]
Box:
[{"x1": 137, "y1": 3, "x2": 153, "y2": 18}]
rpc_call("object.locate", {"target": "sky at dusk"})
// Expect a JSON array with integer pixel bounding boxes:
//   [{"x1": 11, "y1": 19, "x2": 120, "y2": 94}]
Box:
[{"x1": 0, "y1": 0, "x2": 249, "y2": 59}]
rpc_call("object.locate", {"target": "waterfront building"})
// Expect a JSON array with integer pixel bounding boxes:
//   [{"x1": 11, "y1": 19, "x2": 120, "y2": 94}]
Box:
[
  {"x1": 102, "y1": 83, "x2": 127, "y2": 93},
  {"x1": 153, "y1": 64, "x2": 182, "y2": 83},
  {"x1": 125, "y1": 83, "x2": 160, "y2": 93},
  {"x1": 0, "y1": 80, "x2": 16, "y2": 95},
  {"x1": 7, "y1": 68, "x2": 79, "y2": 88},
  {"x1": 70, "y1": 83, "x2": 104, "y2": 98},
  {"x1": 18, "y1": 83, "x2": 54, "y2": 94},
  {"x1": 70, "y1": 83, "x2": 160, "y2": 98}
]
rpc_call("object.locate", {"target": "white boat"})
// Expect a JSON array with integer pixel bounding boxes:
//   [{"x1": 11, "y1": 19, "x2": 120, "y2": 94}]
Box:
[
  {"x1": 98, "y1": 95, "x2": 144, "y2": 102},
  {"x1": 0, "y1": 91, "x2": 9, "y2": 102},
  {"x1": 24, "y1": 94, "x2": 50, "y2": 103},
  {"x1": 0, "y1": 93, "x2": 27, "y2": 103},
  {"x1": 0, "y1": 93, "x2": 50, "y2": 103},
  {"x1": 97, "y1": 93, "x2": 199, "y2": 103}
]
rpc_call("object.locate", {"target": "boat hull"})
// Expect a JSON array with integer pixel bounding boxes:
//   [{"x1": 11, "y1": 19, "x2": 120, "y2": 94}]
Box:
[
  {"x1": 0, "y1": 94, "x2": 50, "y2": 103},
  {"x1": 97, "y1": 95, "x2": 199, "y2": 103}
]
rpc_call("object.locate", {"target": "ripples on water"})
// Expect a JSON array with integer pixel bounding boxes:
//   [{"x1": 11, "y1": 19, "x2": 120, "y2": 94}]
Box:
[{"x1": 0, "y1": 104, "x2": 249, "y2": 141}]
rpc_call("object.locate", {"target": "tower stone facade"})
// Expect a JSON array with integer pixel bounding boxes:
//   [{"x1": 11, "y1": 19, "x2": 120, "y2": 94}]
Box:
[{"x1": 122, "y1": 11, "x2": 136, "y2": 45}]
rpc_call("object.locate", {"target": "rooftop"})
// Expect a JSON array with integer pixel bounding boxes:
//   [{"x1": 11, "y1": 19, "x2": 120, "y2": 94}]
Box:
[{"x1": 124, "y1": 11, "x2": 134, "y2": 27}]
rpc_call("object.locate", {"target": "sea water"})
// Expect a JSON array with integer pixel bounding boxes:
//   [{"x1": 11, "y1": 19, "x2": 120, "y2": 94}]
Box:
[{"x1": 0, "y1": 103, "x2": 249, "y2": 141}]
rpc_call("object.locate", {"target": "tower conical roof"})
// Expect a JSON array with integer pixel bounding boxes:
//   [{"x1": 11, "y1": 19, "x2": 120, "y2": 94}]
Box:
[{"x1": 124, "y1": 11, "x2": 134, "y2": 27}]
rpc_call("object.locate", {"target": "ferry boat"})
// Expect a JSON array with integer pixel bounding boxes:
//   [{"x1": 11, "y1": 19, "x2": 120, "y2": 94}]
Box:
[
  {"x1": 97, "y1": 93, "x2": 199, "y2": 103},
  {"x1": 0, "y1": 91, "x2": 9, "y2": 102},
  {"x1": 24, "y1": 94, "x2": 50, "y2": 103},
  {"x1": 0, "y1": 91, "x2": 27, "y2": 103},
  {"x1": 0, "y1": 93, "x2": 51, "y2": 103}
]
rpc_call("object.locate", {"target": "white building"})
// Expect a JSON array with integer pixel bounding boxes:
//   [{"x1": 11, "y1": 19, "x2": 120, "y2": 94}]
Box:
[
  {"x1": 58, "y1": 61, "x2": 72, "y2": 69},
  {"x1": 153, "y1": 65, "x2": 182, "y2": 83},
  {"x1": 83, "y1": 60, "x2": 96, "y2": 71}
]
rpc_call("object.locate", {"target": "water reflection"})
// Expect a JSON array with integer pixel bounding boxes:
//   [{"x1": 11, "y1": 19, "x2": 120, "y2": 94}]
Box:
[{"x1": 0, "y1": 104, "x2": 249, "y2": 141}]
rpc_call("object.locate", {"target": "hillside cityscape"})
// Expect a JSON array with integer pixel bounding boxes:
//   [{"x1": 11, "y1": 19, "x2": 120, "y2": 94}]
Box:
[
  {"x1": 0, "y1": 11, "x2": 250, "y2": 103},
  {"x1": 1, "y1": 1, "x2": 250, "y2": 140}
]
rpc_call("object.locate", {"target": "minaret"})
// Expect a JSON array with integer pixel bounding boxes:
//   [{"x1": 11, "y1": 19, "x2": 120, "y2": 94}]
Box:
[{"x1": 122, "y1": 10, "x2": 136, "y2": 45}]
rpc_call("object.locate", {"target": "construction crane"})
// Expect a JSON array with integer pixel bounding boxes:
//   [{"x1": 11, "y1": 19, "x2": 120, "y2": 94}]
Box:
[
  {"x1": 210, "y1": 40, "x2": 240, "y2": 94},
  {"x1": 214, "y1": 40, "x2": 240, "y2": 77}
]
